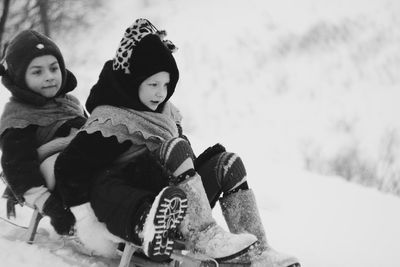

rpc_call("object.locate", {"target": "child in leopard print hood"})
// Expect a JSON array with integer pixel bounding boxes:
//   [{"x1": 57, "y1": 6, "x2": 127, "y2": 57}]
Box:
[
  {"x1": 0, "y1": 30, "x2": 87, "y2": 236},
  {"x1": 54, "y1": 19, "x2": 300, "y2": 266}
]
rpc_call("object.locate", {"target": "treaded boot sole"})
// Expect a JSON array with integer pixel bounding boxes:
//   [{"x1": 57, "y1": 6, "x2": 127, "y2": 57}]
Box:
[{"x1": 146, "y1": 187, "x2": 188, "y2": 262}]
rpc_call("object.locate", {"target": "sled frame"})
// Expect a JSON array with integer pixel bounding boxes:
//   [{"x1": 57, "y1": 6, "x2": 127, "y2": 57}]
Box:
[
  {"x1": 1, "y1": 171, "x2": 43, "y2": 243},
  {"x1": 1, "y1": 172, "x2": 221, "y2": 267},
  {"x1": 119, "y1": 243, "x2": 221, "y2": 267}
]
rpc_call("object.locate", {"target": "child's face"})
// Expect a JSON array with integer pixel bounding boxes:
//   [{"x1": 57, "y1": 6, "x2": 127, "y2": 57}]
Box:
[
  {"x1": 138, "y1": 71, "x2": 170, "y2": 111},
  {"x1": 25, "y1": 55, "x2": 62, "y2": 98}
]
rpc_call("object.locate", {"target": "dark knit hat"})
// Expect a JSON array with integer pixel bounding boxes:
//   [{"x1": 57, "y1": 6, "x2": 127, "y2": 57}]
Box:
[
  {"x1": 129, "y1": 34, "x2": 179, "y2": 92},
  {"x1": 0, "y1": 30, "x2": 76, "y2": 105},
  {"x1": 86, "y1": 19, "x2": 179, "y2": 112}
]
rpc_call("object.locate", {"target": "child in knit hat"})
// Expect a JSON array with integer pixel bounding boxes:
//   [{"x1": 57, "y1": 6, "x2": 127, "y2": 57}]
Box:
[
  {"x1": 54, "y1": 19, "x2": 300, "y2": 266},
  {"x1": 0, "y1": 30, "x2": 87, "y2": 236}
]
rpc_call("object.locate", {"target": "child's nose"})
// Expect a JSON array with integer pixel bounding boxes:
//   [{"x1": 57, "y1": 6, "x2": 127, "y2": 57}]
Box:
[
  {"x1": 45, "y1": 71, "x2": 55, "y2": 81},
  {"x1": 156, "y1": 86, "x2": 167, "y2": 97}
]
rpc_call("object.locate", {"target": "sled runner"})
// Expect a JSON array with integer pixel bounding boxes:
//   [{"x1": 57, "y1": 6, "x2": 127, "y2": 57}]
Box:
[
  {"x1": 1, "y1": 171, "x2": 43, "y2": 243},
  {"x1": 119, "y1": 242, "x2": 218, "y2": 267},
  {"x1": 118, "y1": 241, "x2": 253, "y2": 267}
]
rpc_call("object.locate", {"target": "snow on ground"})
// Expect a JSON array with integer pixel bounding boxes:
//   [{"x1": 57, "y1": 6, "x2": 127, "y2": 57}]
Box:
[
  {"x1": 2, "y1": 164, "x2": 400, "y2": 267},
  {"x1": 1, "y1": 0, "x2": 400, "y2": 266}
]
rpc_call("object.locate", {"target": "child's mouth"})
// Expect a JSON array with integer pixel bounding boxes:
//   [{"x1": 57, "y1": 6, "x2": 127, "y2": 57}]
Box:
[{"x1": 43, "y1": 85, "x2": 57, "y2": 90}]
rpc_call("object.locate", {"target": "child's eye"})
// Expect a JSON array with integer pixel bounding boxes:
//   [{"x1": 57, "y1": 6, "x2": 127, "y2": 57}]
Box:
[
  {"x1": 50, "y1": 65, "x2": 60, "y2": 72},
  {"x1": 32, "y1": 70, "x2": 42, "y2": 75},
  {"x1": 148, "y1": 83, "x2": 158, "y2": 87}
]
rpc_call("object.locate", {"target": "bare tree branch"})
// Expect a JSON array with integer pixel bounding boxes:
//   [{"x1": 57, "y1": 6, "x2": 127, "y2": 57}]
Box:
[
  {"x1": 37, "y1": 0, "x2": 50, "y2": 36},
  {"x1": 1, "y1": 0, "x2": 105, "y2": 45},
  {"x1": 0, "y1": 0, "x2": 11, "y2": 55}
]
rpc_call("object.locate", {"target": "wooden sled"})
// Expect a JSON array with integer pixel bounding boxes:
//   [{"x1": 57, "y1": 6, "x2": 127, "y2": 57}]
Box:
[
  {"x1": 17, "y1": 208, "x2": 243, "y2": 267},
  {"x1": 1, "y1": 172, "x2": 248, "y2": 267}
]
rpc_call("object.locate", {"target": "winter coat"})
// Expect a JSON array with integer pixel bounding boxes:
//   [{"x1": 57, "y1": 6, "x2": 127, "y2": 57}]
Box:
[
  {"x1": 54, "y1": 101, "x2": 182, "y2": 207},
  {"x1": 0, "y1": 90, "x2": 86, "y2": 198}
]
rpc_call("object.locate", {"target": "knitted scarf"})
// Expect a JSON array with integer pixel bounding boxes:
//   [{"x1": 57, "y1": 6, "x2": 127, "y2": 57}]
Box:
[
  {"x1": 82, "y1": 101, "x2": 182, "y2": 164},
  {"x1": 0, "y1": 94, "x2": 85, "y2": 145}
]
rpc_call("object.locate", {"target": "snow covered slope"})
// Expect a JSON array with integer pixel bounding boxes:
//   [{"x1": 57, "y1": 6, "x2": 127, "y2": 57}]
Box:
[{"x1": 1, "y1": 165, "x2": 400, "y2": 267}]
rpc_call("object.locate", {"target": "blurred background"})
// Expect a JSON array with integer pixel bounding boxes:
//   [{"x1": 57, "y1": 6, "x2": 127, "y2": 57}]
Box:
[{"x1": 1, "y1": 0, "x2": 400, "y2": 197}]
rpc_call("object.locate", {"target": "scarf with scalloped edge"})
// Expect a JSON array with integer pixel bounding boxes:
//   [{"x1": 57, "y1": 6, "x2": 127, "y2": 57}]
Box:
[
  {"x1": 0, "y1": 94, "x2": 85, "y2": 145},
  {"x1": 82, "y1": 101, "x2": 182, "y2": 163}
]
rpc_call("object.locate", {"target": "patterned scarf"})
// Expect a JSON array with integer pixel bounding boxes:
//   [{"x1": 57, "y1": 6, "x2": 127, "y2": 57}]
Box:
[
  {"x1": 0, "y1": 94, "x2": 85, "y2": 145},
  {"x1": 82, "y1": 101, "x2": 182, "y2": 164}
]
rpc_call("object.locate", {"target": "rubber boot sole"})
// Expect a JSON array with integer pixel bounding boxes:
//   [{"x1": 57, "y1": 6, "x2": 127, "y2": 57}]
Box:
[{"x1": 146, "y1": 187, "x2": 188, "y2": 262}]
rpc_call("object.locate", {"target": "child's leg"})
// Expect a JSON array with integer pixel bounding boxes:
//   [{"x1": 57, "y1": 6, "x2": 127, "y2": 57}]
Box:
[
  {"x1": 39, "y1": 153, "x2": 59, "y2": 190},
  {"x1": 23, "y1": 186, "x2": 75, "y2": 235},
  {"x1": 194, "y1": 151, "x2": 300, "y2": 266},
  {"x1": 89, "y1": 162, "x2": 187, "y2": 262},
  {"x1": 90, "y1": 165, "x2": 156, "y2": 242},
  {"x1": 37, "y1": 136, "x2": 76, "y2": 191},
  {"x1": 154, "y1": 137, "x2": 196, "y2": 180},
  {"x1": 196, "y1": 151, "x2": 248, "y2": 207},
  {"x1": 156, "y1": 140, "x2": 257, "y2": 259}
]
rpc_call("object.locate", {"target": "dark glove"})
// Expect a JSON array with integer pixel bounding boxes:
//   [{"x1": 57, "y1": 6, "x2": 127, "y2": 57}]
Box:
[
  {"x1": 194, "y1": 143, "x2": 226, "y2": 169},
  {"x1": 42, "y1": 194, "x2": 76, "y2": 235}
]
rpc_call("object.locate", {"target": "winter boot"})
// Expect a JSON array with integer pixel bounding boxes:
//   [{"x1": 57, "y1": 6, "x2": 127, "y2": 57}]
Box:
[
  {"x1": 23, "y1": 187, "x2": 75, "y2": 236},
  {"x1": 220, "y1": 189, "x2": 300, "y2": 267},
  {"x1": 71, "y1": 202, "x2": 123, "y2": 258},
  {"x1": 178, "y1": 174, "x2": 257, "y2": 261},
  {"x1": 42, "y1": 193, "x2": 76, "y2": 236},
  {"x1": 133, "y1": 186, "x2": 188, "y2": 262}
]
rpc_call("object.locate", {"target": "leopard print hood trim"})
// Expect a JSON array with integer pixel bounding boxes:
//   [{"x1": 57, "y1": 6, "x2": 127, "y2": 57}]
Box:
[{"x1": 113, "y1": 18, "x2": 177, "y2": 74}]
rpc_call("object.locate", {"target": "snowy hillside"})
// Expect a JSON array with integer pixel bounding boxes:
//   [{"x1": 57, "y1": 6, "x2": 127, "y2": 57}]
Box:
[
  {"x1": 2, "y1": 166, "x2": 400, "y2": 267},
  {"x1": 1, "y1": 0, "x2": 400, "y2": 266}
]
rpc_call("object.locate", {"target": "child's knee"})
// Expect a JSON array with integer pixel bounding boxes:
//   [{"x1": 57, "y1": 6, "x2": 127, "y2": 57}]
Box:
[
  {"x1": 217, "y1": 152, "x2": 247, "y2": 193},
  {"x1": 156, "y1": 137, "x2": 195, "y2": 176},
  {"x1": 39, "y1": 153, "x2": 59, "y2": 190}
]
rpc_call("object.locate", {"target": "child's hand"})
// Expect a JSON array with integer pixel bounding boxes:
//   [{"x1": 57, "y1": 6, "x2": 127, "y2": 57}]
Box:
[{"x1": 194, "y1": 143, "x2": 226, "y2": 169}]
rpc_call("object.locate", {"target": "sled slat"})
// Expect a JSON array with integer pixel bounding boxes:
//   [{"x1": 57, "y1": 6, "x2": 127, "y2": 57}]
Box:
[
  {"x1": 25, "y1": 208, "x2": 43, "y2": 243},
  {"x1": 119, "y1": 243, "x2": 136, "y2": 267},
  {"x1": 170, "y1": 251, "x2": 219, "y2": 267},
  {"x1": 130, "y1": 253, "x2": 174, "y2": 266}
]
